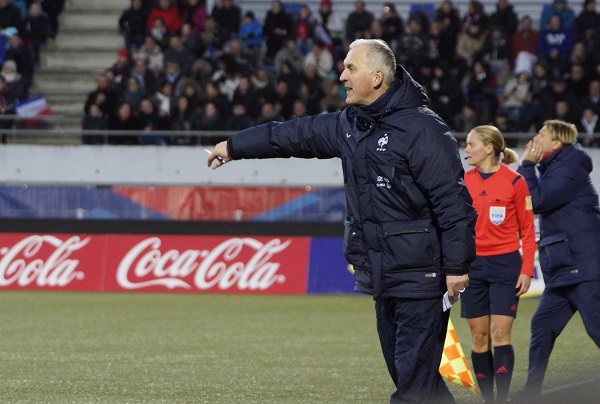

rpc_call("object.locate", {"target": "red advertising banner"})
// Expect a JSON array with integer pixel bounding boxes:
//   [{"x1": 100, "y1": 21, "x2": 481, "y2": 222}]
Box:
[{"x1": 0, "y1": 233, "x2": 310, "y2": 295}]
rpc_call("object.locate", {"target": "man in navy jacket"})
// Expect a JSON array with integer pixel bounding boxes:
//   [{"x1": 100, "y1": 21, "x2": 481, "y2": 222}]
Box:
[{"x1": 208, "y1": 39, "x2": 476, "y2": 402}]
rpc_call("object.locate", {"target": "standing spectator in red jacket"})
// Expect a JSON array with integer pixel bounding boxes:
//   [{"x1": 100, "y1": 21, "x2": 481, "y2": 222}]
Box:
[
  {"x1": 179, "y1": 0, "x2": 206, "y2": 37},
  {"x1": 511, "y1": 15, "x2": 539, "y2": 74},
  {"x1": 146, "y1": 0, "x2": 182, "y2": 34}
]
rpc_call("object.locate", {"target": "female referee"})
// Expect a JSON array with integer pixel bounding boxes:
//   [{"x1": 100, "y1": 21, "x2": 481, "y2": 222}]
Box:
[{"x1": 463, "y1": 125, "x2": 536, "y2": 403}]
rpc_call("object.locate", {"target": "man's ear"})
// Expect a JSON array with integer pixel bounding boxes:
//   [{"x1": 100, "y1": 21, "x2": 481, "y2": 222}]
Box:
[{"x1": 373, "y1": 70, "x2": 384, "y2": 88}]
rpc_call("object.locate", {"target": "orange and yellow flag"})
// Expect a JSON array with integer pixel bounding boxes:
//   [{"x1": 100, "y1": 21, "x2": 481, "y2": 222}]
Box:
[{"x1": 439, "y1": 319, "x2": 479, "y2": 397}]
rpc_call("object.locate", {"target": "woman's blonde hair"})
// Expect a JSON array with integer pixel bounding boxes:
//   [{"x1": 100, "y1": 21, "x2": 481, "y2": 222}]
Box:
[
  {"x1": 543, "y1": 119, "x2": 578, "y2": 145},
  {"x1": 471, "y1": 125, "x2": 518, "y2": 165}
]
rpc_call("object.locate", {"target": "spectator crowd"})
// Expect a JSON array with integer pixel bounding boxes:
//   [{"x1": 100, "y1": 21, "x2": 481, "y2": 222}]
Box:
[
  {"x1": 80, "y1": 0, "x2": 600, "y2": 146},
  {"x1": 0, "y1": 0, "x2": 63, "y2": 136}
]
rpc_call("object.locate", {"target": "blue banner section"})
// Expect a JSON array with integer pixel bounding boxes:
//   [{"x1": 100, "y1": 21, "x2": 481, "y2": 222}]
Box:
[
  {"x1": 251, "y1": 188, "x2": 346, "y2": 223},
  {"x1": 307, "y1": 237, "x2": 355, "y2": 294},
  {"x1": 0, "y1": 186, "x2": 167, "y2": 220}
]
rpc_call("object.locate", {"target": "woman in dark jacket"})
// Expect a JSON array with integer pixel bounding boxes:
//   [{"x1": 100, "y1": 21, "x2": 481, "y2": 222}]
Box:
[{"x1": 516, "y1": 119, "x2": 600, "y2": 398}]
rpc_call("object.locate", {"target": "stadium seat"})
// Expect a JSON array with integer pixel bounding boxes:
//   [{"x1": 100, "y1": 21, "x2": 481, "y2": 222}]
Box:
[{"x1": 409, "y1": 3, "x2": 435, "y2": 22}]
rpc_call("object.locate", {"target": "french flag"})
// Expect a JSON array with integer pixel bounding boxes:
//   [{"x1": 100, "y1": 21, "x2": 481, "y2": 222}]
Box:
[{"x1": 15, "y1": 96, "x2": 53, "y2": 127}]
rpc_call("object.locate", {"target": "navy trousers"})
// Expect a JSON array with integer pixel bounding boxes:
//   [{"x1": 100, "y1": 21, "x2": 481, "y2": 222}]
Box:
[
  {"x1": 375, "y1": 297, "x2": 455, "y2": 403},
  {"x1": 525, "y1": 280, "x2": 600, "y2": 393}
]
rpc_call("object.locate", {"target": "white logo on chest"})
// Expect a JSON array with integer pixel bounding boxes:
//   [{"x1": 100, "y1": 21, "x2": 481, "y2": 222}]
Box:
[
  {"x1": 489, "y1": 206, "x2": 506, "y2": 225},
  {"x1": 377, "y1": 134, "x2": 388, "y2": 152}
]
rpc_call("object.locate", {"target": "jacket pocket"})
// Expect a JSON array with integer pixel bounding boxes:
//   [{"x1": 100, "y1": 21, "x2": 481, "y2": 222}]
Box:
[
  {"x1": 344, "y1": 216, "x2": 367, "y2": 266},
  {"x1": 382, "y1": 219, "x2": 439, "y2": 270},
  {"x1": 537, "y1": 233, "x2": 577, "y2": 275}
]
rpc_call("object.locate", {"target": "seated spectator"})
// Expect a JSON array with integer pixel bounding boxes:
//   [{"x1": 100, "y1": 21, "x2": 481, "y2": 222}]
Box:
[
  {"x1": 82, "y1": 103, "x2": 108, "y2": 144},
  {"x1": 22, "y1": 2, "x2": 50, "y2": 65},
  {"x1": 511, "y1": 15, "x2": 539, "y2": 75},
  {"x1": 170, "y1": 95, "x2": 197, "y2": 144},
  {"x1": 210, "y1": 54, "x2": 240, "y2": 102},
  {"x1": 574, "y1": 0, "x2": 600, "y2": 44},
  {"x1": 534, "y1": 74, "x2": 578, "y2": 128},
  {"x1": 158, "y1": 60, "x2": 185, "y2": 96},
  {"x1": 240, "y1": 11, "x2": 263, "y2": 66},
  {"x1": 567, "y1": 41, "x2": 594, "y2": 77},
  {"x1": 566, "y1": 63, "x2": 590, "y2": 98},
  {"x1": 0, "y1": 0, "x2": 24, "y2": 34},
  {"x1": 120, "y1": 76, "x2": 146, "y2": 108},
  {"x1": 475, "y1": 25, "x2": 511, "y2": 87},
  {"x1": 254, "y1": 101, "x2": 284, "y2": 125},
  {"x1": 396, "y1": 17, "x2": 428, "y2": 75},
  {"x1": 222, "y1": 37, "x2": 254, "y2": 76},
  {"x1": 125, "y1": 55, "x2": 158, "y2": 95},
  {"x1": 199, "y1": 16, "x2": 225, "y2": 63},
  {"x1": 0, "y1": 75, "x2": 18, "y2": 140},
  {"x1": 379, "y1": 3, "x2": 404, "y2": 51},
  {"x1": 226, "y1": 102, "x2": 253, "y2": 130},
  {"x1": 180, "y1": 22, "x2": 202, "y2": 58},
  {"x1": 426, "y1": 19, "x2": 456, "y2": 71},
  {"x1": 262, "y1": 0, "x2": 293, "y2": 65},
  {"x1": 435, "y1": 0, "x2": 461, "y2": 45},
  {"x1": 492, "y1": 109, "x2": 520, "y2": 146},
  {"x1": 577, "y1": 107, "x2": 600, "y2": 147},
  {"x1": 540, "y1": 0, "x2": 575, "y2": 30},
  {"x1": 84, "y1": 72, "x2": 120, "y2": 116},
  {"x1": 536, "y1": 14, "x2": 574, "y2": 78},
  {"x1": 202, "y1": 81, "x2": 229, "y2": 117},
  {"x1": 303, "y1": 40, "x2": 333, "y2": 80},
  {"x1": 179, "y1": 78, "x2": 203, "y2": 109},
  {"x1": 133, "y1": 35, "x2": 164, "y2": 74},
  {"x1": 428, "y1": 63, "x2": 463, "y2": 128},
  {"x1": 501, "y1": 71, "x2": 531, "y2": 129},
  {"x1": 5, "y1": 33, "x2": 33, "y2": 97},
  {"x1": 488, "y1": 0, "x2": 518, "y2": 35},
  {"x1": 291, "y1": 98, "x2": 309, "y2": 118},
  {"x1": 461, "y1": 59, "x2": 497, "y2": 123},
  {"x1": 148, "y1": 16, "x2": 169, "y2": 50},
  {"x1": 455, "y1": 20, "x2": 488, "y2": 79},
  {"x1": 1, "y1": 59, "x2": 26, "y2": 101},
  {"x1": 315, "y1": 0, "x2": 344, "y2": 48},
  {"x1": 137, "y1": 97, "x2": 168, "y2": 145},
  {"x1": 110, "y1": 48, "x2": 132, "y2": 87},
  {"x1": 119, "y1": 0, "x2": 148, "y2": 50},
  {"x1": 146, "y1": 0, "x2": 182, "y2": 34},
  {"x1": 462, "y1": 0, "x2": 488, "y2": 31},
  {"x1": 193, "y1": 102, "x2": 225, "y2": 144},
  {"x1": 211, "y1": 0, "x2": 241, "y2": 41},
  {"x1": 151, "y1": 80, "x2": 174, "y2": 120},
  {"x1": 295, "y1": 4, "x2": 317, "y2": 55},
  {"x1": 163, "y1": 32, "x2": 195, "y2": 76},
  {"x1": 274, "y1": 38, "x2": 304, "y2": 76},
  {"x1": 108, "y1": 101, "x2": 140, "y2": 145},
  {"x1": 345, "y1": 1, "x2": 374, "y2": 43},
  {"x1": 179, "y1": 0, "x2": 206, "y2": 36},
  {"x1": 300, "y1": 63, "x2": 323, "y2": 115},
  {"x1": 580, "y1": 79, "x2": 600, "y2": 115},
  {"x1": 41, "y1": 0, "x2": 66, "y2": 38},
  {"x1": 231, "y1": 75, "x2": 260, "y2": 119}
]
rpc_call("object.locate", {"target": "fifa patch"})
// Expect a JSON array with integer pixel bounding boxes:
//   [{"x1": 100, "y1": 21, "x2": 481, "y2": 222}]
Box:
[
  {"x1": 489, "y1": 206, "x2": 506, "y2": 225},
  {"x1": 525, "y1": 195, "x2": 533, "y2": 210}
]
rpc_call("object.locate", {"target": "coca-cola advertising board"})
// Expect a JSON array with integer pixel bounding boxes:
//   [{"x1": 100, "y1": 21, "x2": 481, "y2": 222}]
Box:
[{"x1": 0, "y1": 233, "x2": 310, "y2": 294}]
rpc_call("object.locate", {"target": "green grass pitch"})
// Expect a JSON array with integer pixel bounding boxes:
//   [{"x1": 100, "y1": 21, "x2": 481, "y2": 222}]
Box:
[{"x1": 0, "y1": 291, "x2": 598, "y2": 403}]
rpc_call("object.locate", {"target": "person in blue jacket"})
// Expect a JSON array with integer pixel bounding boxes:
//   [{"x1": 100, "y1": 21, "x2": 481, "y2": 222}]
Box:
[
  {"x1": 207, "y1": 38, "x2": 476, "y2": 402},
  {"x1": 516, "y1": 119, "x2": 600, "y2": 398}
]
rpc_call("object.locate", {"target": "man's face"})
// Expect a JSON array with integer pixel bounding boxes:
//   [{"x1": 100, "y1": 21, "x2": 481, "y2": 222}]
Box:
[{"x1": 340, "y1": 46, "x2": 376, "y2": 105}]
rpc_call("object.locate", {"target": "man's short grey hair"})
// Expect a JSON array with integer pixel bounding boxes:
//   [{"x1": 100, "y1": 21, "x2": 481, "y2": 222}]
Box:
[{"x1": 349, "y1": 39, "x2": 397, "y2": 86}]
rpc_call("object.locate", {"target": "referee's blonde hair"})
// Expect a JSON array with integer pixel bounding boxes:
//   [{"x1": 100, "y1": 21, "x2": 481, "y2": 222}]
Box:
[{"x1": 471, "y1": 125, "x2": 518, "y2": 165}]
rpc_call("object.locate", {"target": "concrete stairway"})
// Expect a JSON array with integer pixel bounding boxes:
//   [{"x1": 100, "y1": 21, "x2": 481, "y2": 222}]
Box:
[{"x1": 31, "y1": 0, "x2": 126, "y2": 135}]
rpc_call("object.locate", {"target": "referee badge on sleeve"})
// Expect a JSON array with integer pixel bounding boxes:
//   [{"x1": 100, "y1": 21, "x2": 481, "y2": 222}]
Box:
[
  {"x1": 489, "y1": 206, "x2": 506, "y2": 225},
  {"x1": 525, "y1": 196, "x2": 533, "y2": 210}
]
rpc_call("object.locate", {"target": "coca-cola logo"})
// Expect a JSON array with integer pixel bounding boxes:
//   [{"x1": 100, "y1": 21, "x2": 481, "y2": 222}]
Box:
[
  {"x1": 117, "y1": 237, "x2": 291, "y2": 291},
  {"x1": 0, "y1": 235, "x2": 89, "y2": 287}
]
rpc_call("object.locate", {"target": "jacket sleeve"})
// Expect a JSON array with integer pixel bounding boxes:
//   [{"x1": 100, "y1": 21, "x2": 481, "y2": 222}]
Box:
[
  {"x1": 513, "y1": 175, "x2": 536, "y2": 277},
  {"x1": 518, "y1": 160, "x2": 590, "y2": 214},
  {"x1": 228, "y1": 113, "x2": 341, "y2": 160},
  {"x1": 405, "y1": 118, "x2": 477, "y2": 275}
]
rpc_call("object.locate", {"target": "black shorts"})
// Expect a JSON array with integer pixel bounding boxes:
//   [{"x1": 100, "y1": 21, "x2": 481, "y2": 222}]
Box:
[{"x1": 460, "y1": 251, "x2": 521, "y2": 319}]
